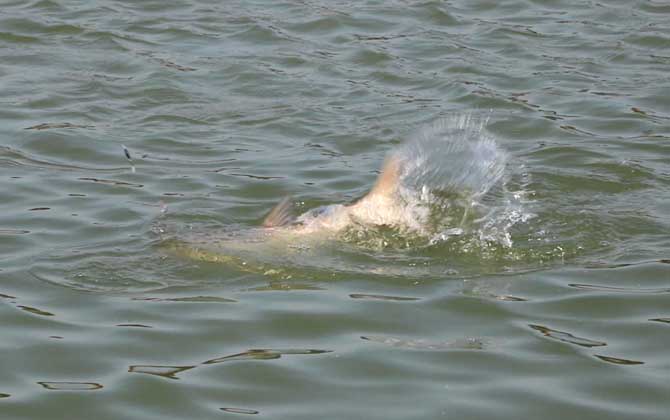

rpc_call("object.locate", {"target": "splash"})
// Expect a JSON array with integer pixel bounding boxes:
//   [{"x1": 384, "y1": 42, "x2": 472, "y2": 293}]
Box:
[
  {"x1": 397, "y1": 114, "x2": 507, "y2": 198},
  {"x1": 337, "y1": 114, "x2": 530, "y2": 250}
]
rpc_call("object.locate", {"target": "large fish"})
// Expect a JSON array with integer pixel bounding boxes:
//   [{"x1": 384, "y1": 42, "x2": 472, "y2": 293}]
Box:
[{"x1": 161, "y1": 114, "x2": 509, "y2": 276}]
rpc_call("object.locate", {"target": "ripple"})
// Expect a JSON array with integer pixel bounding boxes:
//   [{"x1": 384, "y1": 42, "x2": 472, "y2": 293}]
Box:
[
  {"x1": 0, "y1": 31, "x2": 40, "y2": 44},
  {"x1": 529, "y1": 324, "x2": 607, "y2": 348},
  {"x1": 24, "y1": 122, "x2": 95, "y2": 130},
  {"x1": 30, "y1": 243, "x2": 187, "y2": 293},
  {"x1": 37, "y1": 381, "x2": 103, "y2": 391},
  {"x1": 568, "y1": 283, "x2": 670, "y2": 294},
  {"x1": 17, "y1": 305, "x2": 54, "y2": 317},
  {"x1": 78, "y1": 177, "x2": 143, "y2": 188},
  {"x1": 593, "y1": 355, "x2": 645, "y2": 366},
  {"x1": 0, "y1": 146, "x2": 128, "y2": 173},
  {"x1": 228, "y1": 173, "x2": 285, "y2": 180},
  {"x1": 132, "y1": 296, "x2": 237, "y2": 303},
  {"x1": 116, "y1": 323, "x2": 153, "y2": 328},
  {"x1": 203, "y1": 349, "x2": 331, "y2": 364},
  {"x1": 220, "y1": 407, "x2": 259, "y2": 415},
  {"x1": 128, "y1": 365, "x2": 195, "y2": 380},
  {"x1": 135, "y1": 51, "x2": 197, "y2": 72},
  {"x1": 129, "y1": 348, "x2": 331, "y2": 380}
]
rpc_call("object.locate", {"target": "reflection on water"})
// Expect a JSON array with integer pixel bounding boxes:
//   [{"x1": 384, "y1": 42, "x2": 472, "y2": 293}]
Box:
[
  {"x1": 593, "y1": 355, "x2": 644, "y2": 366},
  {"x1": 116, "y1": 323, "x2": 153, "y2": 328},
  {"x1": 204, "y1": 349, "x2": 332, "y2": 364},
  {"x1": 17, "y1": 305, "x2": 54, "y2": 317},
  {"x1": 220, "y1": 407, "x2": 259, "y2": 415},
  {"x1": 132, "y1": 296, "x2": 237, "y2": 303},
  {"x1": 78, "y1": 177, "x2": 144, "y2": 188},
  {"x1": 130, "y1": 349, "x2": 331, "y2": 380},
  {"x1": 529, "y1": 324, "x2": 607, "y2": 348},
  {"x1": 128, "y1": 365, "x2": 196, "y2": 380},
  {"x1": 37, "y1": 382, "x2": 103, "y2": 391}
]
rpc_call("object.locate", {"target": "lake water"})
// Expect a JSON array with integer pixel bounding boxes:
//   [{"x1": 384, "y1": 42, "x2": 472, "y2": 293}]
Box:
[{"x1": 1, "y1": 1, "x2": 669, "y2": 419}]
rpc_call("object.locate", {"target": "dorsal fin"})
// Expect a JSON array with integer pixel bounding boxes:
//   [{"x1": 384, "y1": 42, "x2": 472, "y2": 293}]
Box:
[
  {"x1": 367, "y1": 155, "x2": 401, "y2": 199},
  {"x1": 262, "y1": 197, "x2": 295, "y2": 227}
]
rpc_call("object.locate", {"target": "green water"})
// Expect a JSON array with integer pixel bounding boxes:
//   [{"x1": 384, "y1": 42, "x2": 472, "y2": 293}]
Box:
[{"x1": 1, "y1": 1, "x2": 669, "y2": 419}]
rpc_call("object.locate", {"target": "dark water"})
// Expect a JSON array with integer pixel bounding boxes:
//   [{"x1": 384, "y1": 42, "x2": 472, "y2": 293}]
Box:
[{"x1": 1, "y1": 1, "x2": 669, "y2": 419}]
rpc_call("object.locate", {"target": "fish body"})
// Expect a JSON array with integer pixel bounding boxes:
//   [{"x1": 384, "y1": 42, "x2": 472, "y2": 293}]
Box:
[
  {"x1": 264, "y1": 154, "x2": 421, "y2": 234},
  {"x1": 166, "y1": 114, "x2": 510, "y2": 271}
]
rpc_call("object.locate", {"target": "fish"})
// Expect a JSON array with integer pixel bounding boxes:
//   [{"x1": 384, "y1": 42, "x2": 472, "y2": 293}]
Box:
[{"x1": 162, "y1": 114, "x2": 510, "y2": 275}]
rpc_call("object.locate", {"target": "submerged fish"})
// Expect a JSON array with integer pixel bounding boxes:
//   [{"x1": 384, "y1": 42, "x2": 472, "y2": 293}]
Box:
[{"x1": 162, "y1": 114, "x2": 512, "y2": 275}]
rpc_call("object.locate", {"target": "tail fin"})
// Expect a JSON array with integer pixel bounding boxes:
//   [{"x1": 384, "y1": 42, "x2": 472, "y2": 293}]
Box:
[
  {"x1": 366, "y1": 155, "x2": 402, "y2": 199},
  {"x1": 262, "y1": 197, "x2": 295, "y2": 227}
]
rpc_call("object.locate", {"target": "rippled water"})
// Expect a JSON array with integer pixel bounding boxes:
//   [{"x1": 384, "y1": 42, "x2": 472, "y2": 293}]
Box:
[{"x1": 2, "y1": 1, "x2": 669, "y2": 419}]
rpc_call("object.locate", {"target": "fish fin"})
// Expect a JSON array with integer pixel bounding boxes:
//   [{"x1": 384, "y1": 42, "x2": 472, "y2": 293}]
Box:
[
  {"x1": 367, "y1": 155, "x2": 401, "y2": 199},
  {"x1": 262, "y1": 197, "x2": 295, "y2": 227}
]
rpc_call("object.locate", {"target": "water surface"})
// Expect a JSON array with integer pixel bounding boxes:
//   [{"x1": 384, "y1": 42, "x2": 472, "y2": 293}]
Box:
[{"x1": 1, "y1": 1, "x2": 669, "y2": 419}]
